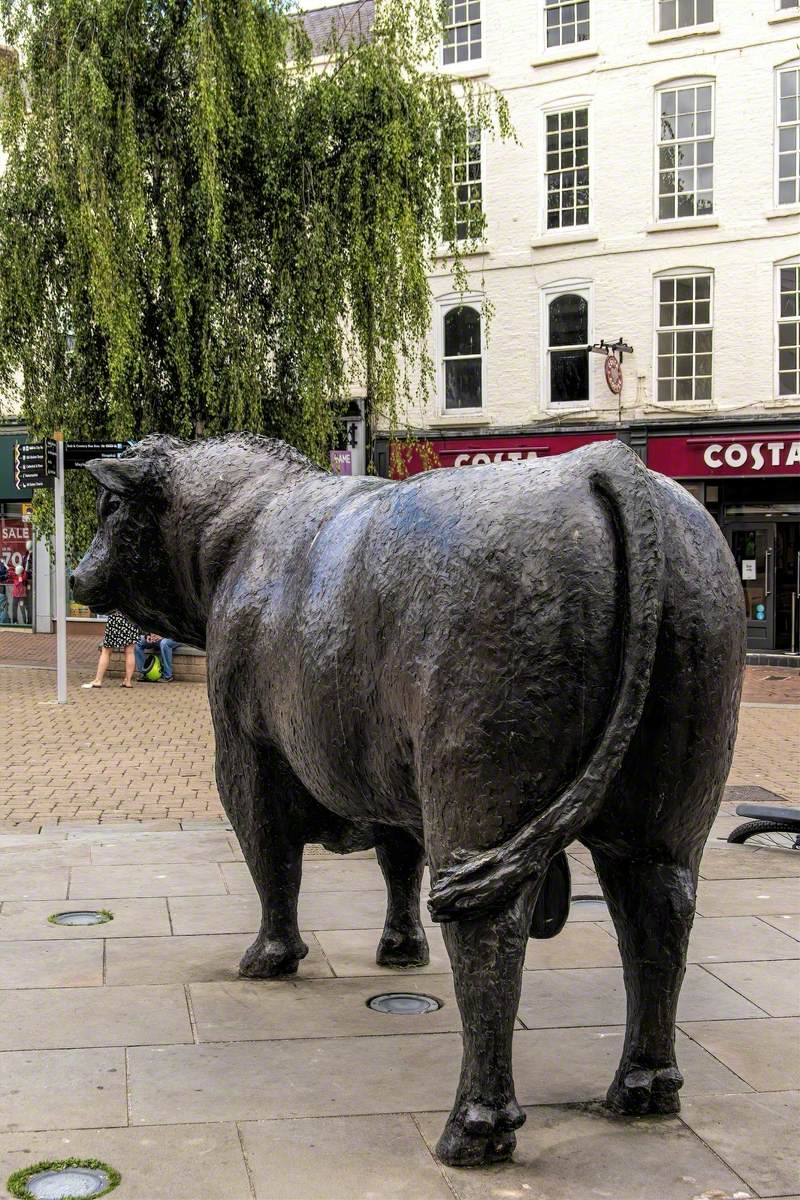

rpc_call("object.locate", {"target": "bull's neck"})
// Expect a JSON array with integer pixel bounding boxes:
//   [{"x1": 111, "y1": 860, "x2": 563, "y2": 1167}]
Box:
[{"x1": 161, "y1": 457, "x2": 324, "y2": 641}]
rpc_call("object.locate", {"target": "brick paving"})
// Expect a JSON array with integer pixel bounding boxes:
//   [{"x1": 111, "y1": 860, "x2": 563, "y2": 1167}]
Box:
[{"x1": 1, "y1": 657, "x2": 798, "y2": 829}]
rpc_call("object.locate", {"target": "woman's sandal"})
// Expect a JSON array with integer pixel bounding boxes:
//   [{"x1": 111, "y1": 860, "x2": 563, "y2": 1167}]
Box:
[
  {"x1": 81, "y1": 682, "x2": 102, "y2": 689},
  {"x1": 120, "y1": 682, "x2": 132, "y2": 688}
]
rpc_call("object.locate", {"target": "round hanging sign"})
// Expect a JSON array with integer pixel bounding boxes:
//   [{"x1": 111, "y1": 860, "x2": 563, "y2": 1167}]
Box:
[{"x1": 604, "y1": 354, "x2": 623, "y2": 395}]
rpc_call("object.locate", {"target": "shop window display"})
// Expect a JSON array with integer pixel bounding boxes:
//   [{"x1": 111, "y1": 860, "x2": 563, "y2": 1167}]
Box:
[{"x1": 0, "y1": 503, "x2": 33, "y2": 627}]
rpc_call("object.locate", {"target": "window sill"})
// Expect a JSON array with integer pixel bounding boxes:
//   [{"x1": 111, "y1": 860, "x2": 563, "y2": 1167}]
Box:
[
  {"x1": 767, "y1": 8, "x2": 799, "y2": 24},
  {"x1": 439, "y1": 61, "x2": 491, "y2": 80},
  {"x1": 532, "y1": 229, "x2": 599, "y2": 248},
  {"x1": 765, "y1": 205, "x2": 800, "y2": 220},
  {"x1": 544, "y1": 402, "x2": 594, "y2": 415},
  {"x1": 645, "y1": 216, "x2": 719, "y2": 232},
  {"x1": 648, "y1": 22, "x2": 720, "y2": 44},
  {"x1": 433, "y1": 242, "x2": 492, "y2": 261},
  {"x1": 531, "y1": 44, "x2": 599, "y2": 68},
  {"x1": 429, "y1": 412, "x2": 492, "y2": 427}
]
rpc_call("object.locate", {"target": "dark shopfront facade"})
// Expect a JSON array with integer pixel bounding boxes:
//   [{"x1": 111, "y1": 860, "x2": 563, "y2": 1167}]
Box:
[{"x1": 377, "y1": 416, "x2": 800, "y2": 657}]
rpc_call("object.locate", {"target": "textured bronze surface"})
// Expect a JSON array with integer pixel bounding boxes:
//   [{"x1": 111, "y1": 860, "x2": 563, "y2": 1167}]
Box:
[{"x1": 73, "y1": 435, "x2": 745, "y2": 1167}]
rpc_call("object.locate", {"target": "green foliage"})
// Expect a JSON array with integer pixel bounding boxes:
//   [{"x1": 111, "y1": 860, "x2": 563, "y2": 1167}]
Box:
[
  {"x1": 0, "y1": 0, "x2": 511, "y2": 550},
  {"x1": 6, "y1": 1157, "x2": 121, "y2": 1199}
]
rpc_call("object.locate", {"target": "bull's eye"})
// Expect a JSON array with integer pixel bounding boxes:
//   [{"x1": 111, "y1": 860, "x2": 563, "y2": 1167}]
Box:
[{"x1": 101, "y1": 493, "x2": 122, "y2": 519}]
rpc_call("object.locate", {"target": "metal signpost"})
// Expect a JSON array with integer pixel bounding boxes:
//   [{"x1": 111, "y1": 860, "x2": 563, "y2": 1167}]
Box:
[
  {"x1": 13, "y1": 436, "x2": 127, "y2": 705},
  {"x1": 53, "y1": 435, "x2": 67, "y2": 704}
]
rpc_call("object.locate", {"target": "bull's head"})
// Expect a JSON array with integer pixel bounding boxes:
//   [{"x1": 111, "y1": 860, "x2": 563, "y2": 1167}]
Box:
[{"x1": 71, "y1": 440, "x2": 202, "y2": 646}]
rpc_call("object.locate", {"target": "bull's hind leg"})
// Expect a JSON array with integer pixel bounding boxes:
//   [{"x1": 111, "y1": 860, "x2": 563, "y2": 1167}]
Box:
[
  {"x1": 375, "y1": 828, "x2": 429, "y2": 968},
  {"x1": 590, "y1": 850, "x2": 698, "y2": 1115},
  {"x1": 436, "y1": 889, "x2": 533, "y2": 1166}
]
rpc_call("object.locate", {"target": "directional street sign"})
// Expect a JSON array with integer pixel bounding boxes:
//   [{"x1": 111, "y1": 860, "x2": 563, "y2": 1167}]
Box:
[
  {"x1": 14, "y1": 440, "x2": 57, "y2": 490},
  {"x1": 64, "y1": 441, "x2": 127, "y2": 470}
]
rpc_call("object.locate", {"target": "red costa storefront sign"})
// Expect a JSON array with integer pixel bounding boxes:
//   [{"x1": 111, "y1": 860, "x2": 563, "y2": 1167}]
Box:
[
  {"x1": 648, "y1": 433, "x2": 800, "y2": 478},
  {"x1": 393, "y1": 432, "x2": 616, "y2": 476}
]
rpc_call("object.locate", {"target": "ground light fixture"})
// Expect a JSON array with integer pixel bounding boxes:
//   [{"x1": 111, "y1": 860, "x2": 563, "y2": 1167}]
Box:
[
  {"x1": 367, "y1": 992, "x2": 442, "y2": 1014},
  {"x1": 6, "y1": 1159, "x2": 120, "y2": 1200},
  {"x1": 48, "y1": 911, "x2": 113, "y2": 927}
]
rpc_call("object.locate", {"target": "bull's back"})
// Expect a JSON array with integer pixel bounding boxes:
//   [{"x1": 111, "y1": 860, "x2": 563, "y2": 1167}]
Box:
[{"x1": 273, "y1": 455, "x2": 625, "y2": 845}]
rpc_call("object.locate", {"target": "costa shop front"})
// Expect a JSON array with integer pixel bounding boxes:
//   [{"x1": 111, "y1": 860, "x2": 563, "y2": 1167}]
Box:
[
  {"x1": 383, "y1": 421, "x2": 800, "y2": 657},
  {"x1": 648, "y1": 430, "x2": 800, "y2": 655}
]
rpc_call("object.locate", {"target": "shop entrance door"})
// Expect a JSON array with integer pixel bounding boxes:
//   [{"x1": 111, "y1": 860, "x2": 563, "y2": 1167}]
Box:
[
  {"x1": 775, "y1": 523, "x2": 800, "y2": 653},
  {"x1": 728, "y1": 523, "x2": 775, "y2": 650}
]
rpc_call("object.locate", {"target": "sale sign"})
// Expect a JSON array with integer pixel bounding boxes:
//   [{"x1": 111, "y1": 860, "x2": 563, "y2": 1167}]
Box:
[{"x1": 0, "y1": 514, "x2": 32, "y2": 571}]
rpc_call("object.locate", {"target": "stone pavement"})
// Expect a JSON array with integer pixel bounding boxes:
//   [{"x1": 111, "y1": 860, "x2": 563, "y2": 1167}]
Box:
[
  {"x1": 0, "y1": 662, "x2": 797, "y2": 828},
  {"x1": 0, "y1": 822, "x2": 797, "y2": 1200}
]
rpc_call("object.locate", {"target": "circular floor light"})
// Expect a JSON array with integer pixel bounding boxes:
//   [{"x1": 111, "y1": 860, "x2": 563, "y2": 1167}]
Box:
[
  {"x1": 7, "y1": 1160, "x2": 120, "y2": 1200},
  {"x1": 48, "y1": 911, "x2": 113, "y2": 927},
  {"x1": 367, "y1": 992, "x2": 441, "y2": 1015}
]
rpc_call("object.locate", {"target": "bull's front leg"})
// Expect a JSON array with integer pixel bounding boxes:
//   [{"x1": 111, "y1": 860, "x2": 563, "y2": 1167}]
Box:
[
  {"x1": 215, "y1": 739, "x2": 308, "y2": 978},
  {"x1": 375, "y1": 828, "x2": 429, "y2": 968}
]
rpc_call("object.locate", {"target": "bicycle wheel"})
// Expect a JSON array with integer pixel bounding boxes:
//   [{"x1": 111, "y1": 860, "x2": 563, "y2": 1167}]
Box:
[{"x1": 727, "y1": 820, "x2": 800, "y2": 850}]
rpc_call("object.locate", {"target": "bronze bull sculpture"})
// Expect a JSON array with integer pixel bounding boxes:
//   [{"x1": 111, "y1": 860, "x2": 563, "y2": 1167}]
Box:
[{"x1": 72, "y1": 434, "x2": 745, "y2": 1167}]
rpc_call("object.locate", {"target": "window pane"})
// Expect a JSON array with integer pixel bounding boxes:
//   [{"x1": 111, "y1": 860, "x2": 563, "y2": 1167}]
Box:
[
  {"x1": 551, "y1": 349, "x2": 589, "y2": 403},
  {"x1": 445, "y1": 306, "x2": 481, "y2": 356},
  {"x1": 549, "y1": 293, "x2": 588, "y2": 346},
  {"x1": 544, "y1": 108, "x2": 590, "y2": 229},
  {"x1": 445, "y1": 359, "x2": 482, "y2": 408}
]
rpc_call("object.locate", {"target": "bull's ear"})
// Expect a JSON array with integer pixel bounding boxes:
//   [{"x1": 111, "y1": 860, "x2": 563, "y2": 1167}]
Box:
[{"x1": 84, "y1": 457, "x2": 155, "y2": 497}]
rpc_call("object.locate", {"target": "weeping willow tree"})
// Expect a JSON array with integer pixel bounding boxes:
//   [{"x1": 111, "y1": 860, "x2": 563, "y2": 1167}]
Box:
[{"x1": 0, "y1": 0, "x2": 510, "y2": 549}]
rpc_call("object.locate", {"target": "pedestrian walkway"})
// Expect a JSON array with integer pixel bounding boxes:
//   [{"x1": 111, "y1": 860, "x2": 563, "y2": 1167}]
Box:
[
  {"x1": 0, "y1": 662, "x2": 797, "y2": 828},
  {"x1": 0, "y1": 822, "x2": 796, "y2": 1199}
]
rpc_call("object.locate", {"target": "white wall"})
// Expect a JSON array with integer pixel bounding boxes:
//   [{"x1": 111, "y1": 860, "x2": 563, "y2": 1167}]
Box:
[{"x1": 409, "y1": 0, "x2": 800, "y2": 432}]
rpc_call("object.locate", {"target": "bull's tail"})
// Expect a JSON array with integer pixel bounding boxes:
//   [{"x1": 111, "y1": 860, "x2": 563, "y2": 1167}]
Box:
[{"x1": 427, "y1": 441, "x2": 665, "y2": 923}]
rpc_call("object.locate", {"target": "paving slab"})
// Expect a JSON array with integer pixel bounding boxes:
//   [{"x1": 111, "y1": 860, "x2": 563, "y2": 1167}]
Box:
[
  {"x1": 0, "y1": 897, "x2": 171, "y2": 940},
  {"x1": 314, "y1": 926, "x2": 451, "y2": 975},
  {"x1": 0, "y1": 939, "x2": 103, "y2": 989},
  {"x1": 680, "y1": 1017, "x2": 800, "y2": 1091},
  {"x1": 69, "y1": 863, "x2": 227, "y2": 898},
  {"x1": 0, "y1": 868, "x2": 69, "y2": 901},
  {"x1": 87, "y1": 832, "x2": 240, "y2": 865},
  {"x1": 698, "y1": 845, "x2": 800, "y2": 878},
  {"x1": 681, "y1": 1091, "x2": 800, "y2": 1199},
  {"x1": 167, "y1": 889, "x2": 439, "y2": 935},
  {"x1": 760, "y1": 913, "x2": 800, "y2": 941},
  {"x1": 0, "y1": 983, "x2": 193, "y2": 1050},
  {"x1": 0, "y1": 843, "x2": 92, "y2": 867},
  {"x1": 599, "y1": 913, "x2": 800, "y2": 963},
  {"x1": 127, "y1": 1025, "x2": 750, "y2": 1126},
  {"x1": 414, "y1": 1103, "x2": 751, "y2": 1200},
  {"x1": 221, "y1": 858, "x2": 399, "y2": 894},
  {"x1": 238, "y1": 1114, "x2": 453, "y2": 1200},
  {"x1": 105, "y1": 932, "x2": 333, "y2": 984},
  {"x1": 0, "y1": 1047, "x2": 127, "y2": 1132},
  {"x1": 524, "y1": 922, "x2": 621, "y2": 969},
  {"x1": 703, "y1": 959, "x2": 800, "y2": 1017},
  {"x1": 696, "y1": 878, "x2": 800, "y2": 917},
  {"x1": 517, "y1": 965, "x2": 765, "y2": 1028},
  {"x1": 0, "y1": 1123, "x2": 253, "y2": 1200},
  {"x1": 188, "y1": 974, "x2": 462, "y2": 1042}
]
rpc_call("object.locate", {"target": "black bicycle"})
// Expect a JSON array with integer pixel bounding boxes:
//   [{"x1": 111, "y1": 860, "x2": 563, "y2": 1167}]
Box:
[{"x1": 728, "y1": 803, "x2": 800, "y2": 851}]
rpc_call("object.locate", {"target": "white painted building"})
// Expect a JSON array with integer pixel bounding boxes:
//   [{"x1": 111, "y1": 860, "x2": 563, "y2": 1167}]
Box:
[{"x1": 376, "y1": 0, "x2": 800, "y2": 659}]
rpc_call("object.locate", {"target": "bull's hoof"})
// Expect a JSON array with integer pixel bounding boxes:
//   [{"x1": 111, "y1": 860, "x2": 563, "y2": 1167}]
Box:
[
  {"x1": 435, "y1": 1100, "x2": 525, "y2": 1167},
  {"x1": 239, "y1": 936, "x2": 309, "y2": 979},
  {"x1": 376, "y1": 927, "x2": 430, "y2": 969},
  {"x1": 607, "y1": 1064, "x2": 683, "y2": 1115}
]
